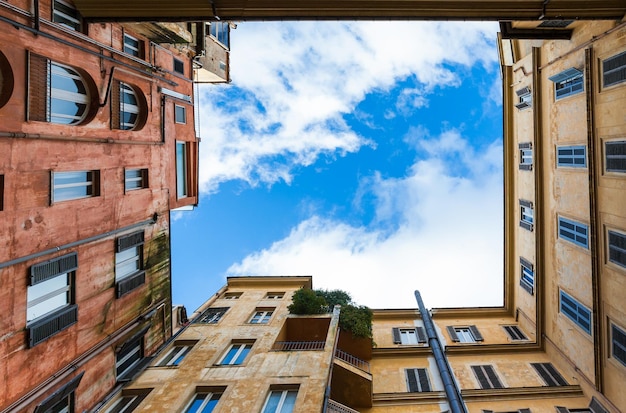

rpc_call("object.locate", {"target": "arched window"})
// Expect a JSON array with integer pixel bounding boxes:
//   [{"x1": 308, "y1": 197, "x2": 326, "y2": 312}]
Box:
[
  {"x1": 49, "y1": 62, "x2": 89, "y2": 124},
  {"x1": 0, "y1": 50, "x2": 14, "y2": 109},
  {"x1": 120, "y1": 82, "x2": 140, "y2": 130},
  {"x1": 28, "y1": 54, "x2": 93, "y2": 125}
]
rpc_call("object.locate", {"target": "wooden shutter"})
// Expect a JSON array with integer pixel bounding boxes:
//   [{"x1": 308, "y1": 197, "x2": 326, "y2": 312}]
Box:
[
  {"x1": 117, "y1": 231, "x2": 145, "y2": 252},
  {"x1": 589, "y1": 396, "x2": 609, "y2": 413},
  {"x1": 504, "y1": 325, "x2": 526, "y2": 341},
  {"x1": 30, "y1": 252, "x2": 78, "y2": 285},
  {"x1": 471, "y1": 365, "x2": 490, "y2": 389},
  {"x1": 531, "y1": 362, "x2": 567, "y2": 386},
  {"x1": 416, "y1": 326, "x2": 427, "y2": 343},
  {"x1": 603, "y1": 51, "x2": 626, "y2": 87},
  {"x1": 111, "y1": 79, "x2": 121, "y2": 129},
  {"x1": 484, "y1": 365, "x2": 503, "y2": 388},
  {"x1": 28, "y1": 304, "x2": 78, "y2": 347},
  {"x1": 406, "y1": 368, "x2": 430, "y2": 392},
  {"x1": 116, "y1": 271, "x2": 146, "y2": 298},
  {"x1": 469, "y1": 325, "x2": 484, "y2": 341},
  {"x1": 472, "y1": 365, "x2": 502, "y2": 389},
  {"x1": 446, "y1": 326, "x2": 459, "y2": 342},
  {"x1": 406, "y1": 368, "x2": 419, "y2": 392},
  {"x1": 28, "y1": 53, "x2": 48, "y2": 122},
  {"x1": 416, "y1": 368, "x2": 431, "y2": 391},
  {"x1": 392, "y1": 328, "x2": 401, "y2": 344},
  {"x1": 33, "y1": 372, "x2": 84, "y2": 413}
]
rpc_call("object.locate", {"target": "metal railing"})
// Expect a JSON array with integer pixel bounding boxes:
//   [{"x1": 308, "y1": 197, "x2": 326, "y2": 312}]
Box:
[
  {"x1": 327, "y1": 399, "x2": 360, "y2": 413},
  {"x1": 272, "y1": 341, "x2": 325, "y2": 351},
  {"x1": 334, "y1": 349, "x2": 370, "y2": 373}
]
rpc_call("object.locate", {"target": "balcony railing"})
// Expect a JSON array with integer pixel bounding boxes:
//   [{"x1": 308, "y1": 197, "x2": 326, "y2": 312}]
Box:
[
  {"x1": 327, "y1": 399, "x2": 360, "y2": 413},
  {"x1": 334, "y1": 349, "x2": 370, "y2": 373},
  {"x1": 273, "y1": 341, "x2": 326, "y2": 351}
]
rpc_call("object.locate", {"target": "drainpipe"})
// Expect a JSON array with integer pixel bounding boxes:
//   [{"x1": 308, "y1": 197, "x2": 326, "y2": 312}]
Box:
[{"x1": 414, "y1": 291, "x2": 467, "y2": 413}]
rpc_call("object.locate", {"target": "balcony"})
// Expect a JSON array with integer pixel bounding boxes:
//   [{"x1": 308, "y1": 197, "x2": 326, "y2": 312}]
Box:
[
  {"x1": 330, "y1": 330, "x2": 373, "y2": 409},
  {"x1": 327, "y1": 399, "x2": 360, "y2": 413},
  {"x1": 334, "y1": 349, "x2": 370, "y2": 373},
  {"x1": 273, "y1": 341, "x2": 325, "y2": 351}
]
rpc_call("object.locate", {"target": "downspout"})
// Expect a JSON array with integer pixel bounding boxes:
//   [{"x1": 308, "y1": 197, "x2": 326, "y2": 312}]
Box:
[
  {"x1": 414, "y1": 291, "x2": 467, "y2": 413},
  {"x1": 0, "y1": 216, "x2": 157, "y2": 269}
]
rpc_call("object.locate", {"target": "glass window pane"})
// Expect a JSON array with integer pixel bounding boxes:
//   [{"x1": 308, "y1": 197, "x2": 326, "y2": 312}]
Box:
[{"x1": 263, "y1": 392, "x2": 282, "y2": 413}]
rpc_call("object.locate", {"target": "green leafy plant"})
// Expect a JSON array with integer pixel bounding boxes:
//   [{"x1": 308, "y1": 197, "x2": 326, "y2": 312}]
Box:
[{"x1": 288, "y1": 288, "x2": 372, "y2": 339}]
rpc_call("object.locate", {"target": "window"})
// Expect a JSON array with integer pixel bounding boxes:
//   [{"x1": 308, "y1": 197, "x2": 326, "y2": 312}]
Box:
[
  {"x1": 515, "y1": 86, "x2": 532, "y2": 110},
  {"x1": 531, "y1": 362, "x2": 568, "y2": 386},
  {"x1": 196, "y1": 307, "x2": 228, "y2": 324},
  {"x1": 184, "y1": 392, "x2": 222, "y2": 413},
  {"x1": 218, "y1": 342, "x2": 253, "y2": 365},
  {"x1": 405, "y1": 368, "x2": 431, "y2": 392},
  {"x1": 262, "y1": 388, "x2": 298, "y2": 413},
  {"x1": 115, "y1": 231, "x2": 145, "y2": 297},
  {"x1": 105, "y1": 390, "x2": 151, "y2": 413},
  {"x1": 520, "y1": 257, "x2": 534, "y2": 295},
  {"x1": 209, "y1": 22, "x2": 230, "y2": 48},
  {"x1": 176, "y1": 141, "x2": 188, "y2": 198},
  {"x1": 605, "y1": 140, "x2": 626, "y2": 172},
  {"x1": 175, "y1": 105, "x2": 186, "y2": 124},
  {"x1": 120, "y1": 82, "x2": 141, "y2": 130},
  {"x1": 27, "y1": 252, "x2": 78, "y2": 347},
  {"x1": 549, "y1": 68, "x2": 584, "y2": 99},
  {"x1": 519, "y1": 142, "x2": 533, "y2": 170},
  {"x1": 223, "y1": 292, "x2": 242, "y2": 299},
  {"x1": 266, "y1": 292, "x2": 284, "y2": 299},
  {"x1": 173, "y1": 58, "x2": 184, "y2": 75},
  {"x1": 503, "y1": 325, "x2": 527, "y2": 341},
  {"x1": 557, "y1": 145, "x2": 586, "y2": 168},
  {"x1": 519, "y1": 200, "x2": 534, "y2": 231},
  {"x1": 602, "y1": 51, "x2": 626, "y2": 88},
  {"x1": 52, "y1": 171, "x2": 99, "y2": 202},
  {"x1": 29, "y1": 55, "x2": 92, "y2": 125},
  {"x1": 559, "y1": 290, "x2": 592, "y2": 335},
  {"x1": 53, "y1": 0, "x2": 81, "y2": 31},
  {"x1": 123, "y1": 34, "x2": 141, "y2": 57},
  {"x1": 611, "y1": 323, "x2": 626, "y2": 367},
  {"x1": 608, "y1": 230, "x2": 626, "y2": 268},
  {"x1": 33, "y1": 372, "x2": 83, "y2": 413},
  {"x1": 156, "y1": 343, "x2": 194, "y2": 367},
  {"x1": 447, "y1": 325, "x2": 483, "y2": 343},
  {"x1": 116, "y1": 332, "x2": 144, "y2": 381},
  {"x1": 558, "y1": 216, "x2": 589, "y2": 248},
  {"x1": 471, "y1": 365, "x2": 504, "y2": 389},
  {"x1": 250, "y1": 309, "x2": 274, "y2": 324},
  {"x1": 392, "y1": 327, "x2": 427, "y2": 345},
  {"x1": 125, "y1": 169, "x2": 148, "y2": 191}
]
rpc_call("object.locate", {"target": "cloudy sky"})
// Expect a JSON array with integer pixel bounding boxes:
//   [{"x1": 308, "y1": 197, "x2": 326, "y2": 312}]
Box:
[{"x1": 172, "y1": 21, "x2": 504, "y2": 312}]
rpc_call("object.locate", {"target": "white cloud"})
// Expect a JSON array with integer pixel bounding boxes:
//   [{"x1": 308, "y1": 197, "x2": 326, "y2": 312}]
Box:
[
  {"x1": 197, "y1": 21, "x2": 499, "y2": 193},
  {"x1": 226, "y1": 129, "x2": 503, "y2": 309}
]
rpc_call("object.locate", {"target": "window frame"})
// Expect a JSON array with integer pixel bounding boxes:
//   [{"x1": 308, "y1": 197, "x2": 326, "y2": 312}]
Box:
[
  {"x1": 520, "y1": 257, "x2": 534, "y2": 295},
  {"x1": 116, "y1": 332, "x2": 145, "y2": 381},
  {"x1": 51, "y1": 170, "x2": 100, "y2": 203},
  {"x1": 173, "y1": 58, "x2": 185, "y2": 75},
  {"x1": 155, "y1": 343, "x2": 194, "y2": 367},
  {"x1": 519, "y1": 142, "x2": 533, "y2": 170},
  {"x1": 549, "y1": 68, "x2": 584, "y2": 100},
  {"x1": 610, "y1": 322, "x2": 626, "y2": 368},
  {"x1": 515, "y1": 86, "x2": 532, "y2": 110},
  {"x1": 265, "y1": 292, "x2": 285, "y2": 299},
  {"x1": 175, "y1": 104, "x2": 187, "y2": 124},
  {"x1": 559, "y1": 289, "x2": 592, "y2": 335},
  {"x1": 602, "y1": 50, "x2": 626, "y2": 88},
  {"x1": 607, "y1": 229, "x2": 626, "y2": 269},
  {"x1": 605, "y1": 140, "x2": 626, "y2": 173},
  {"x1": 447, "y1": 325, "x2": 484, "y2": 343},
  {"x1": 519, "y1": 200, "x2": 534, "y2": 231},
  {"x1": 503, "y1": 325, "x2": 528, "y2": 341},
  {"x1": 557, "y1": 145, "x2": 587, "y2": 168},
  {"x1": 218, "y1": 342, "x2": 254, "y2": 366},
  {"x1": 249, "y1": 308, "x2": 275, "y2": 324},
  {"x1": 196, "y1": 307, "x2": 228, "y2": 324},
  {"x1": 119, "y1": 82, "x2": 141, "y2": 130},
  {"x1": 115, "y1": 231, "x2": 145, "y2": 298},
  {"x1": 208, "y1": 21, "x2": 230, "y2": 49},
  {"x1": 176, "y1": 141, "x2": 188, "y2": 198},
  {"x1": 52, "y1": 0, "x2": 82, "y2": 31},
  {"x1": 405, "y1": 368, "x2": 432, "y2": 392},
  {"x1": 104, "y1": 389, "x2": 151, "y2": 413},
  {"x1": 33, "y1": 372, "x2": 83, "y2": 413},
  {"x1": 49, "y1": 61, "x2": 90, "y2": 124},
  {"x1": 183, "y1": 391, "x2": 222, "y2": 413},
  {"x1": 123, "y1": 33, "x2": 142, "y2": 58},
  {"x1": 222, "y1": 292, "x2": 242, "y2": 299},
  {"x1": 531, "y1": 362, "x2": 568, "y2": 386},
  {"x1": 124, "y1": 168, "x2": 149, "y2": 192},
  {"x1": 392, "y1": 327, "x2": 427, "y2": 345},
  {"x1": 558, "y1": 216, "x2": 589, "y2": 249},
  {"x1": 262, "y1": 388, "x2": 299, "y2": 413}
]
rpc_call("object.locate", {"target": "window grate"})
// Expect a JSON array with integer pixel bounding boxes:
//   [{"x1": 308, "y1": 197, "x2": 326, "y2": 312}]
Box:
[{"x1": 605, "y1": 141, "x2": 626, "y2": 172}]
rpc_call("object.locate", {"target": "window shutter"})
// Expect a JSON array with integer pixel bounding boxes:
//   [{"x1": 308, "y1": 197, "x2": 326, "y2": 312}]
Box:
[
  {"x1": 516, "y1": 86, "x2": 531, "y2": 97},
  {"x1": 406, "y1": 368, "x2": 419, "y2": 392},
  {"x1": 111, "y1": 79, "x2": 121, "y2": 129},
  {"x1": 116, "y1": 270, "x2": 146, "y2": 298},
  {"x1": 518, "y1": 409, "x2": 531, "y2": 413},
  {"x1": 520, "y1": 277, "x2": 534, "y2": 295},
  {"x1": 531, "y1": 363, "x2": 567, "y2": 386},
  {"x1": 447, "y1": 326, "x2": 459, "y2": 342},
  {"x1": 33, "y1": 372, "x2": 84, "y2": 413},
  {"x1": 484, "y1": 365, "x2": 503, "y2": 388},
  {"x1": 504, "y1": 325, "x2": 526, "y2": 341},
  {"x1": 117, "y1": 231, "x2": 145, "y2": 252},
  {"x1": 392, "y1": 328, "x2": 401, "y2": 344},
  {"x1": 482, "y1": 411, "x2": 494, "y2": 413},
  {"x1": 28, "y1": 304, "x2": 78, "y2": 347},
  {"x1": 469, "y1": 325, "x2": 484, "y2": 341},
  {"x1": 605, "y1": 141, "x2": 626, "y2": 172},
  {"x1": 555, "y1": 408, "x2": 570, "y2": 413},
  {"x1": 471, "y1": 365, "x2": 490, "y2": 389},
  {"x1": 417, "y1": 368, "x2": 431, "y2": 391},
  {"x1": 589, "y1": 396, "x2": 609, "y2": 413},
  {"x1": 603, "y1": 51, "x2": 626, "y2": 87},
  {"x1": 28, "y1": 53, "x2": 49, "y2": 122},
  {"x1": 416, "y1": 327, "x2": 427, "y2": 343},
  {"x1": 519, "y1": 142, "x2": 532, "y2": 149},
  {"x1": 548, "y1": 68, "x2": 582, "y2": 83},
  {"x1": 30, "y1": 252, "x2": 78, "y2": 285}
]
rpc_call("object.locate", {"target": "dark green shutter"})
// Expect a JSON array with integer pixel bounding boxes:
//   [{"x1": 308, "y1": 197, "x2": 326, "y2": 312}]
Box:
[
  {"x1": 30, "y1": 252, "x2": 78, "y2": 285},
  {"x1": 406, "y1": 368, "x2": 419, "y2": 392},
  {"x1": 33, "y1": 372, "x2": 84, "y2": 413},
  {"x1": 416, "y1": 327, "x2": 427, "y2": 343},
  {"x1": 447, "y1": 326, "x2": 459, "y2": 342},
  {"x1": 469, "y1": 325, "x2": 484, "y2": 341},
  {"x1": 417, "y1": 368, "x2": 431, "y2": 391},
  {"x1": 392, "y1": 328, "x2": 401, "y2": 344},
  {"x1": 117, "y1": 231, "x2": 144, "y2": 252},
  {"x1": 471, "y1": 365, "x2": 490, "y2": 389},
  {"x1": 484, "y1": 365, "x2": 503, "y2": 388}
]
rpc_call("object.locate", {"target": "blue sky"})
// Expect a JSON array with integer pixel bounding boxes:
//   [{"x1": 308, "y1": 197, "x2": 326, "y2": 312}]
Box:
[{"x1": 172, "y1": 21, "x2": 503, "y2": 312}]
